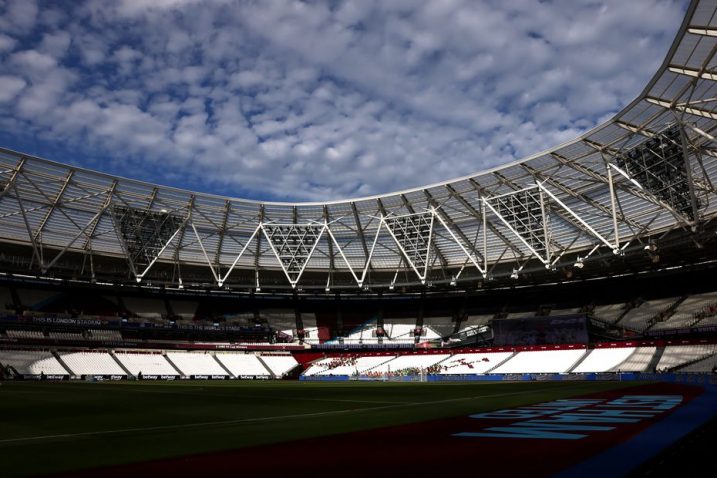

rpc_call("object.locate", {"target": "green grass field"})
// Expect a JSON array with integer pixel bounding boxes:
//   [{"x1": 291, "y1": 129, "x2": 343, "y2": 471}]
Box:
[{"x1": 0, "y1": 380, "x2": 639, "y2": 477}]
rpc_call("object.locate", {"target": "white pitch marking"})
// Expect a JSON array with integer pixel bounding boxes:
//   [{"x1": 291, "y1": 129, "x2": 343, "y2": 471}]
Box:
[{"x1": 0, "y1": 384, "x2": 601, "y2": 445}]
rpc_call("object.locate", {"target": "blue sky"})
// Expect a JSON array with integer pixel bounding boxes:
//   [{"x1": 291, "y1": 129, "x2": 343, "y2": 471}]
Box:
[{"x1": 0, "y1": 0, "x2": 686, "y2": 202}]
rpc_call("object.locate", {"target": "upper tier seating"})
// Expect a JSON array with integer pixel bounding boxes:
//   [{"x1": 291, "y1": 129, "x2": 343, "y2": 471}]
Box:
[
  {"x1": 609, "y1": 347, "x2": 656, "y2": 372},
  {"x1": 340, "y1": 319, "x2": 379, "y2": 344},
  {"x1": 300, "y1": 313, "x2": 320, "y2": 344},
  {"x1": 329, "y1": 318, "x2": 420, "y2": 345},
  {"x1": 592, "y1": 303, "x2": 626, "y2": 322},
  {"x1": 420, "y1": 326, "x2": 442, "y2": 341},
  {"x1": 652, "y1": 292, "x2": 717, "y2": 330},
  {"x1": 0, "y1": 349, "x2": 68, "y2": 375},
  {"x1": 549, "y1": 308, "x2": 582, "y2": 316},
  {"x1": 437, "y1": 352, "x2": 514, "y2": 374},
  {"x1": 263, "y1": 310, "x2": 298, "y2": 338},
  {"x1": 504, "y1": 311, "x2": 534, "y2": 320},
  {"x1": 59, "y1": 351, "x2": 126, "y2": 376},
  {"x1": 48, "y1": 331, "x2": 85, "y2": 341},
  {"x1": 571, "y1": 347, "x2": 637, "y2": 373},
  {"x1": 166, "y1": 352, "x2": 228, "y2": 376},
  {"x1": 656, "y1": 344, "x2": 717, "y2": 371},
  {"x1": 6, "y1": 329, "x2": 44, "y2": 340},
  {"x1": 385, "y1": 319, "x2": 418, "y2": 343},
  {"x1": 214, "y1": 353, "x2": 269, "y2": 377},
  {"x1": 422, "y1": 317, "x2": 455, "y2": 338},
  {"x1": 454, "y1": 315, "x2": 494, "y2": 338},
  {"x1": 492, "y1": 349, "x2": 586, "y2": 374},
  {"x1": 696, "y1": 315, "x2": 717, "y2": 327},
  {"x1": 113, "y1": 352, "x2": 178, "y2": 376},
  {"x1": 618, "y1": 298, "x2": 676, "y2": 331},
  {"x1": 88, "y1": 329, "x2": 123, "y2": 341}
]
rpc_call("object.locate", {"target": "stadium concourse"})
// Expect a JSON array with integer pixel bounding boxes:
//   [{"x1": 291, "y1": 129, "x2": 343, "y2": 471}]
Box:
[{"x1": 3, "y1": 0, "x2": 717, "y2": 476}]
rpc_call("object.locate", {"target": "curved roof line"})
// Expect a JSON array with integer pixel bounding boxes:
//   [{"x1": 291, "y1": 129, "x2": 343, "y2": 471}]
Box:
[{"x1": 0, "y1": 0, "x2": 696, "y2": 208}]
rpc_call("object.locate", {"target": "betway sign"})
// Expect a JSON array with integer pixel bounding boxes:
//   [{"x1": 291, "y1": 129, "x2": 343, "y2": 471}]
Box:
[{"x1": 454, "y1": 395, "x2": 682, "y2": 440}]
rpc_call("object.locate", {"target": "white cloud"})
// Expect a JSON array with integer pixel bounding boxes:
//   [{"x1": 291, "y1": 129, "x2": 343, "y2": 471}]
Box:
[
  {"x1": 0, "y1": 0, "x2": 687, "y2": 201},
  {"x1": 0, "y1": 33, "x2": 16, "y2": 52},
  {"x1": 0, "y1": 75, "x2": 26, "y2": 102},
  {"x1": 0, "y1": 0, "x2": 38, "y2": 34}
]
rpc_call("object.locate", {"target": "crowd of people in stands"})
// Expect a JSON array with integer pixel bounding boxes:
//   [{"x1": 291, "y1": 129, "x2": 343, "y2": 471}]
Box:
[
  {"x1": 324, "y1": 355, "x2": 358, "y2": 370},
  {"x1": 361, "y1": 367, "x2": 425, "y2": 378},
  {"x1": 692, "y1": 302, "x2": 717, "y2": 324},
  {"x1": 349, "y1": 357, "x2": 492, "y2": 377}
]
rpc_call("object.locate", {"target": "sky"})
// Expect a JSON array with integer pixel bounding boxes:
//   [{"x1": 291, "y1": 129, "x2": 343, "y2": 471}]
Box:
[{"x1": 0, "y1": 0, "x2": 687, "y2": 202}]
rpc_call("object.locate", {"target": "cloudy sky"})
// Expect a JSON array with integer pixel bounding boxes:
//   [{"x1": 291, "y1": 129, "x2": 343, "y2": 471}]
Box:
[{"x1": 0, "y1": 0, "x2": 686, "y2": 202}]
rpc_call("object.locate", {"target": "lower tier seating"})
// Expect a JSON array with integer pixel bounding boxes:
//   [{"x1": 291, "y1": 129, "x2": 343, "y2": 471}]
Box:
[
  {"x1": 571, "y1": 347, "x2": 636, "y2": 373},
  {"x1": 437, "y1": 352, "x2": 513, "y2": 374},
  {"x1": 59, "y1": 352, "x2": 126, "y2": 376},
  {"x1": 492, "y1": 349, "x2": 586, "y2": 374},
  {"x1": 214, "y1": 353, "x2": 269, "y2": 377},
  {"x1": 679, "y1": 352, "x2": 717, "y2": 372},
  {"x1": 312, "y1": 355, "x2": 396, "y2": 376},
  {"x1": 368, "y1": 354, "x2": 449, "y2": 375},
  {"x1": 259, "y1": 354, "x2": 299, "y2": 377},
  {"x1": 609, "y1": 347, "x2": 656, "y2": 372},
  {"x1": 656, "y1": 344, "x2": 717, "y2": 371},
  {"x1": 0, "y1": 350, "x2": 68, "y2": 375},
  {"x1": 166, "y1": 352, "x2": 228, "y2": 376},
  {"x1": 114, "y1": 352, "x2": 178, "y2": 376}
]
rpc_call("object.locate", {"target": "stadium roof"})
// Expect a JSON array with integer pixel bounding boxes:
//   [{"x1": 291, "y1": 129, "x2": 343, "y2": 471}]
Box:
[{"x1": 1, "y1": 0, "x2": 717, "y2": 292}]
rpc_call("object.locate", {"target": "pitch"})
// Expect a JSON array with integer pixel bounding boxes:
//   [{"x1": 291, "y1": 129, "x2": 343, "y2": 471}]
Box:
[{"x1": 2, "y1": 380, "x2": 712, "y2": 477}]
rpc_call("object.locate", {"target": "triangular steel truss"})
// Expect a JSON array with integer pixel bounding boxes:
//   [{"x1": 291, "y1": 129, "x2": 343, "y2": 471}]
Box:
[
  {"x1": 262, "y1": 223, "x2": 326, "y2": 287},
  {"x1": 110, "y1": 205, "x2": 186, "y2": 280},
  {"x1": 483, "y1": 186, "x2": 551, "y2": 264},
  {"x1": 613, "y1": 125, "x2": 701, "y2": 223},
  {"x1": 382, "y1": 211, "x2": 435, "y2": 283},
  {"x1": 483, "y1": 182, "x2": 620, "y2": 267}
]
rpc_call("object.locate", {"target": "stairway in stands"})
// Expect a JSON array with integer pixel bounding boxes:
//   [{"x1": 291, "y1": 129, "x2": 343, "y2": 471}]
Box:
[
  {"x1": 644, "y1": 295, "x2": 687, "y2": 332},
  {"x1": 255, "y1": 355, "x2": 276, "y2": 378},
  {"x1": 163, "y1": 352, "x2": 185, "y2": 377},
  {"x1": 567, "y1": 349, "x2": 592, "y2": 373},
  {"x1": 670, "y1": 351, "x2": 717, "y2": 372},
  {"x1": 51, "y1": 350, "x2": 75, "y2": 376},
  {"x1": 362, "y1": 356, "x2": 401, "y2": 374},
  {"x1": 485, "y1": 351, "x2": 516, "y2": 373},
  {"x1": 646, "y1": 346, "x2": 666, "y2": 372},
  {"x1": 109, "y1": 350, "x2": 133, "y2": 377},
  {"x1": 212, "y1": 354, "x2": 236, "y2": 378}
]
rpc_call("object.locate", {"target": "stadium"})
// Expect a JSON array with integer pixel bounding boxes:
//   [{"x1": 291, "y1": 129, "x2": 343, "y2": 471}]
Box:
[{"x1": 1, "y1": 0, "x2": 717, "y2": 476}]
